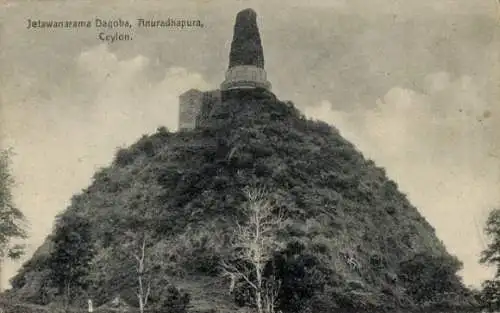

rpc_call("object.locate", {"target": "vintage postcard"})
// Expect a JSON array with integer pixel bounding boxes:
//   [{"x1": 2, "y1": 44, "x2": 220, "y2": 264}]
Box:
[{"x1": 0, "y1": 0, "x2": 499, "y2": 312}]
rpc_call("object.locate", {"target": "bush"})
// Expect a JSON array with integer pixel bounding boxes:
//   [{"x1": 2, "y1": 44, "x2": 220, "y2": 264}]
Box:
[
  {"x1": 151, "y1": 285, "x2": 190, "y2": 313},
  {"x1": 398, "y1": 253, "x2": 465, "y2": 304},
  {"x1": 271, "y1": 241, "x2": 332, "y2": 313},
  {"x1": 478, "y1": 279, "x2": 500, "y2": 312}
]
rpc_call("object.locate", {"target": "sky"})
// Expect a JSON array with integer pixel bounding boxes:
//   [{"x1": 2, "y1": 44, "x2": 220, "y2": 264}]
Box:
[{"x1": 0, "y1": 0, "x2": 499, "y2": 289}]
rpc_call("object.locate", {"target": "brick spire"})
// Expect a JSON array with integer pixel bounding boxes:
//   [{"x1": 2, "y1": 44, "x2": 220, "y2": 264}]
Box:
[{"x1": 228, "y1": 8, "x2": 265, "y2": 69}]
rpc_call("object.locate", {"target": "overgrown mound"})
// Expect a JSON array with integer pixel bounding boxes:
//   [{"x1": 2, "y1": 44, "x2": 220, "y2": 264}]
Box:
[{"x1": 9, "y1": 90, "x2": 472, "y2": 312}]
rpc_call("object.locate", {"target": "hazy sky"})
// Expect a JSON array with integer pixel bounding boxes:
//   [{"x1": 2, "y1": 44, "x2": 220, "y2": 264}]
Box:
[{"x1": 1, "y1": 0, "x2": 499, "y2": 289}]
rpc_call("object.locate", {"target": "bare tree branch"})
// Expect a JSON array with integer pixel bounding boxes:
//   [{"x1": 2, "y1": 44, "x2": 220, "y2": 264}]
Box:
[
  {"x1": 220, "y1": 259, "x2": 258, "y2": 290},
  {"x1": 125, "y1": 232, "x2": 154, "y2": 313},
  {"x1": 220, "y1": 187, "x2": 286, "y2": 313},
  {"x1": 144, "y1": 281, "x2": 151, "y2": 308}
]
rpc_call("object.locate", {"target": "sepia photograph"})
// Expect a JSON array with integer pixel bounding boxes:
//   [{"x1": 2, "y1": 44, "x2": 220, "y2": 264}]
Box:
[{"x1": 0, "y1": 0, "x2": 499, "y2": 312}]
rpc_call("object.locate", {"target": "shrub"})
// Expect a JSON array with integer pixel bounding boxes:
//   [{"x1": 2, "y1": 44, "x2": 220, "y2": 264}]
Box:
[
  {"x1": 151, "y1": 285, "x2": 191, "y2": 313},
  {"x1": 398, "y1": 253, "x2": 465, "y2": 304}
]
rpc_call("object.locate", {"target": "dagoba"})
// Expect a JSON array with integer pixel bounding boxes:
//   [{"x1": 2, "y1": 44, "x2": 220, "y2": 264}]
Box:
[
  {"x1": 220, "y1": 9, "x2": 272, "y2": 91},
  {"x1": 178, "y1": 9, "x2": 271, "y2": 131}
]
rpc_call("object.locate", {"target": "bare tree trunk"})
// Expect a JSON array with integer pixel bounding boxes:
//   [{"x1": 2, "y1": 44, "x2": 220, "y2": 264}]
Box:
[
  {"x1": 135, "y1": 236, "x2": 150, "y2": 313},
  {"x1": 138, "y1": 280, "x2": 144, "y2": 313},
  {"x1": 256, "y1": 289, "x2": 263, "y2": 313},
  {"x1": 65, "y1": 280, "x2": 71, "y2": 312},
  {"x1": 263, "y1": 275, "x2": 280, "y2": 313},
  {"x1": 137, "y1": 239, "x2": 145, "y2": 313},
  {"x1": 255, "y1": 262, "x2": 263, "y2": 313},
  {"x1": 0, "y1": 259, "x2": 3, "y2": 293},
  {"x1": 220, "y1": 188, "x2": 286, "y2": 313}
]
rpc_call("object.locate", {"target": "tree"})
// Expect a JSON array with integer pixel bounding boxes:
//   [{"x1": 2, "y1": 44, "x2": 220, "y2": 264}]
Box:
[
  {"x1": 0, "y1": 149, "x2": 27, "y2": 290},
  {"x1": 123, "y1": 231, "x2": 152, "y2": 313},
  {"x1": 397, "y1": 252, "x2": 465, "y2": 304},
  {"x1": 220, "y1": 187, "x2": 286, "y2": 313},
  {"x1": 480, "y1": 208, "x2": 500, "y2": 278},
  {"x1": 48, "y1": 214, "x2": 94, "y2": 309},
  {"x1": 479, "y1": 208, "x2": 500, "y2": 311},
  {"x1": 102, "y1": 223, "x2": 191, "y2": 313},
  {"x1": 478, "y1": 279, "x2": 500, "y2": 312},
  {"x1": 271, "y1": 241, "x2": 332, "y2": 313},
  {"x1": 153, "y1": 285, "x2": 191, "y2": 313}
]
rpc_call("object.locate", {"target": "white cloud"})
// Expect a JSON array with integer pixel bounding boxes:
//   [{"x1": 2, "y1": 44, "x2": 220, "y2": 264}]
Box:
[
  {"x1": 304, "y1": 72, "x2": 500, "y2": 286},
  {"x1": 76, "y1": 44, "x2": 211, "y2": 137},
  {"x1": 2, "y1": 44, "x2": 211, "y2": 288}
]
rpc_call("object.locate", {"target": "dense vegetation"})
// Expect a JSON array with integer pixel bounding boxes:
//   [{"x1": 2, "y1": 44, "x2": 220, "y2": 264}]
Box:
[
  {"x1": 476, "y1": 208, "x2": 500, "y2": 312},
  {"x1": 0, "y1": 149, "x2": 27, "y2": 262},
  {"x1": 7, "y1": 90, "x2": 474, "y2": 312}
]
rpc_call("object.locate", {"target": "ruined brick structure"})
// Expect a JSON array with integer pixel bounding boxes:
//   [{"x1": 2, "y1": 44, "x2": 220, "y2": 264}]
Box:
[
  {"x1": 178, "y1": 8, "x2": 272, "y2": 130},
  {"x1": 178, "y1": 89, "x2": 221, "y2": 130}
]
